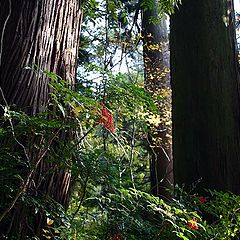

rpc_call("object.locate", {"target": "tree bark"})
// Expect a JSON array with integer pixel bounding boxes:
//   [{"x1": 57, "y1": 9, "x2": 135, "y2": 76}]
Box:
[
  {"x1": 0, "y1": 0, "x2": 81, "y2": 114},
  {"x1": 171, "y1": 0, "x2": 240, "y2": 194},
  {"x1": 0, "y1": 0, "x2": 82, "y2": 238},
  {"x1": 142, "y1": 2, "x2": 173, "y2": 198}
]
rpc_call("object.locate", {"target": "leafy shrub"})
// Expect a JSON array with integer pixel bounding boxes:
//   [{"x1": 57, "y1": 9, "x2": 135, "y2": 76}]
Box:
[{"x1": 67, "y1": 187, "x2": 240, "y2": 240}]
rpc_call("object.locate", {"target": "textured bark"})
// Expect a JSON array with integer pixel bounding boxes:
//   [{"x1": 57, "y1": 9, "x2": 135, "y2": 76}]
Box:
[
  {"x1": 0, "y1": 0, "x2": 81, "y2": 114},
  {"x1": 142, "y1": 3, "x2": 173, "y2": 198},
  {"x1": 171, "y1": 0, "x2": 240, "y2": 193},
  {"x1": 0, "y1": 0, "x2": 82, "y2": 238}
]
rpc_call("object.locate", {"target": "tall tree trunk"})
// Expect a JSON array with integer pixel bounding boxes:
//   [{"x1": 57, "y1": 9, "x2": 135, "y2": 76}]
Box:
[
  {"x1": 171, "y1": 0, "x2": 240, "y2": 194},
  {"x1": 0, "y1": 0, "x2": 82, "y2": 238},
  {"x1": 142, "y1": 3, "x2": 173, "y2": 198}
]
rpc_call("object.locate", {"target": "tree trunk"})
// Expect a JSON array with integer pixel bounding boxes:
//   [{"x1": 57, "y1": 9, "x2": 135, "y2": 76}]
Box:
[
  {"x1": 171, "y1": 0, "x2": 240, "y2": 194},
  {"x1": 142, "y1": 3, "x2": 173, "y2": 198},
  {"x1": 0, "y1": 0, "x2": 82, "y2": 238}
]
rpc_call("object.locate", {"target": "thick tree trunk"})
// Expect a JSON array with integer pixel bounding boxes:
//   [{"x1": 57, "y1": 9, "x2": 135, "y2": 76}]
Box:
[
  {"x1": 0, "y1": 0, "x2": 82, "y2": 238},
  {"x1": 171, "y1": 0, "x2": 240, "y2": 193},
  {"x1": 142, "y1": 3, "x2": 173, "y2": 198},
  {"x1": 0, "y1": 0, "x2": 81, "y2": 114}
]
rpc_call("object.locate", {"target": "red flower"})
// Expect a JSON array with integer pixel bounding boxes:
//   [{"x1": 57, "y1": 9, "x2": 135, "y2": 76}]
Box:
[
  {"x1": 198, "y1": 196, "x2": 207, "y2": 203},
  {"x1": 187, "y1": 217, "x2": 199, "y2": 230},
  {"x1": 111, "y1": 233, "x2": 122, "y2": 240},
  {"x1": 195, "y1": 196, "x2": 207, "y2": 205},
  {"x1": 98, "y1": 103, "x2": 115, "y2": 133}
]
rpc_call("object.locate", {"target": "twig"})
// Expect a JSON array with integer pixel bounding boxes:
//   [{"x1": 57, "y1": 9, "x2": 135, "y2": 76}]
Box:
[
  {"x1": 70, "y1": 175, "x2": 89, "y2": 223},
  {"x1": 0, "y1": 105, "x2": 31, "y2": 165},
  {"x1": 0, "y1": 130, "x2": 61, "y2": 223},
  {"x1": 129, "y1": 122, "x2": 136, "y2": 189},
  {"x1": 0, "y1": 0, "x2": 11, "y2": 67}
]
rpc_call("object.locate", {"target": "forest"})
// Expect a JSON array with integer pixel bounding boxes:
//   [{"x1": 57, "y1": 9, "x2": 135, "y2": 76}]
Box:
[{"x1": 1, "y1": 0, "x2": 240, "y2": 239}]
